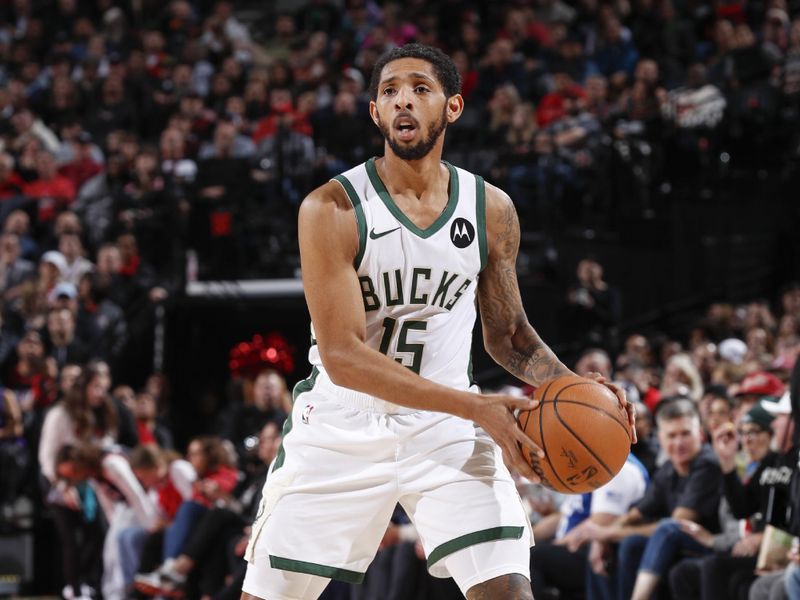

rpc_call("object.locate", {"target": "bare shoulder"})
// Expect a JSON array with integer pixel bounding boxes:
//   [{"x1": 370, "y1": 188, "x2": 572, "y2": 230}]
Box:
[
  {"x1": 299, "y1": 179, "x2": 353, "y2": 221},
  {"x1": 482, "y1": 181, "x2": 519, "y2": 257},
  {"x1": 298, "y1": 179, "x2": 359, "y2": 262}
]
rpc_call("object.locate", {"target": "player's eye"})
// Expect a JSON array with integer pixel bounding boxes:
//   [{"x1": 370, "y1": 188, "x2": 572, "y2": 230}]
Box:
[
  {"x1": 415, "y1": 86, "x2": 430, "y2": 93},
  {"x1": 382, "y1": 87, "x2": 396, "y2": 95}
]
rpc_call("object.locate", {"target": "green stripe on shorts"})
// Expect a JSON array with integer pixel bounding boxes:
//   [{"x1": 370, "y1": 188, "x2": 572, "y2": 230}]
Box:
[
  {"x1": 273, "y1": 366, "x2": 319, "y2": 472},
  {"x1": 269, "y1": 555, "x2": 366, "y2": 584},
  {"x1": 426, "y1": 526, "x2": 525, "y2": 570}
]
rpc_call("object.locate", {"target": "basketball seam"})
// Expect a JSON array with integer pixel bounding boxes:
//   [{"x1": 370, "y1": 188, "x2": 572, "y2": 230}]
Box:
[
  {"x1": 538, "y1": 380, "x2": 573, "y2": 492},
  {"x1": 552, "y1": 383, "x2": 616, "y2": 478},
  {"x1": 539, "y1": 399, "x2": 629, "y2": 434}
]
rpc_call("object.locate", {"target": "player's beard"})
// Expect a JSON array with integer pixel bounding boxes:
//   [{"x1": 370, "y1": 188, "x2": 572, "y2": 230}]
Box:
[{"x1": 377, "y1": 106, "x2": 448, "y2": 161}]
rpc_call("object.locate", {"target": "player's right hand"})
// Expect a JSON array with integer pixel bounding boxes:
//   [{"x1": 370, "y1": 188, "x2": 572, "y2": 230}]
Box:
[{"x1": 472, "y1": 394, "x2": 544, "y2": 483}]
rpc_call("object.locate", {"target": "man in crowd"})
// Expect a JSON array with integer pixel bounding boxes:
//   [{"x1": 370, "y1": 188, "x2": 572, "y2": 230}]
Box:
[{"x1": 572, "y1": 399, "x2": 722, "y2": 600}]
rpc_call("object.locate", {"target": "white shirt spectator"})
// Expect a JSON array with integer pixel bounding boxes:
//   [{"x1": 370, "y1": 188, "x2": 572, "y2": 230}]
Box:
[{"x1": 555, "y1": 455, "x2": 649, "y2": 539}]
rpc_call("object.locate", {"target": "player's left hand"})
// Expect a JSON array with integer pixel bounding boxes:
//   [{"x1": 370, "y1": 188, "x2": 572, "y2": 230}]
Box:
[{"x1": 584, "y1": 372, "x2": 637, "y2": 444}]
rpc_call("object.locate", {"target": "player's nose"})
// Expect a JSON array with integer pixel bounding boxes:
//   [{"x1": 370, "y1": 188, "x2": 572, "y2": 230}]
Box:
[{"x1": 394, "y1": 86, "x2": 414, "y2": 110}]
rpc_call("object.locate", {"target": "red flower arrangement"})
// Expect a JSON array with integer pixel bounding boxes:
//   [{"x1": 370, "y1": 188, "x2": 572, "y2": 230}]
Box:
[{"x1": 229, "y1": 332, "x2": 295, "y2": 378}]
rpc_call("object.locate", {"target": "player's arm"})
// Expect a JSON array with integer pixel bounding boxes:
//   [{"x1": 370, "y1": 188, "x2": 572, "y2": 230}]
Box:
[
  {"x1": 477, "y1": 183, "x2": 637, "y2": 441},
  {"x1": 299, "y1": 182, "x2": 542, "y2": 479},
  {"x1": 477, "y1": 183, "x2": 572, "y2": 386}
]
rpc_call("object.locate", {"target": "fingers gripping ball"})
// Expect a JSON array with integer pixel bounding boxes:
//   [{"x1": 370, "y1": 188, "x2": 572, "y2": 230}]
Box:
[{"x1": 518, "y1": 375, "x2": 631, "y2": 493}]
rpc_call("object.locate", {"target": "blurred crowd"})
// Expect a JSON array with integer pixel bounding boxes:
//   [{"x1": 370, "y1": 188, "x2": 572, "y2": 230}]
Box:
[
  {"x1": 1, "y1": 0, "x2": 799, "y2": 283},
  {"x1": 1, "y1": 0, "x2": 800, "y2": 599}
]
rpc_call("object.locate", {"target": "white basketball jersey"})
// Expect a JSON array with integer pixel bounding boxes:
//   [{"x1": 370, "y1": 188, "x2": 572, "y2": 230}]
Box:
[{"x1": 308, "y1": 157, "x2": 488, "y2": 394}]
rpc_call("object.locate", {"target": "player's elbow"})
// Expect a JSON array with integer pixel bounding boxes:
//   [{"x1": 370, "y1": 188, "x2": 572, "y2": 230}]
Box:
[
  {"x1": 317, "y1": 343, "x2": 360, "y2": 388},
  {"x1": 483, "y1": 332, "x2": 517, "y2": 369}
]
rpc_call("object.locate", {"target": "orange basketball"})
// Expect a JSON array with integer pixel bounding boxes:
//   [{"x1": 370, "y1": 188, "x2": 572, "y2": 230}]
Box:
[{"x1": 517, "y1": 375, "x2": 631, "y2": 494}]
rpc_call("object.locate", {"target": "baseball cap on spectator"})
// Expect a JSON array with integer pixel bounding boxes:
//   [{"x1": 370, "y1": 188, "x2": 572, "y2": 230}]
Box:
[
  {"x1": 48, "y1": 281, "x2": 77, "y2": 304},
  {"x1": 719, "y1": 337, "x2": 747, "y2": 364},
  {"x1": 108, "y1": 51, "x2": 123, "y2": 65},
  {"x1": 741, "y1": 403, "x2": 775, "y2": 431},
  {"x1": 77, "y1": 131, "x2": 93, "y2": 144},
  {"x1": 41, "y1": 251, "x2": 68, "y2": 277},
  {"x1": 761, "y1": 391, "x2": 792, "y2": 415},
  {"x1": 734, "y1": 371, "x2": 785, "y2": 397}
]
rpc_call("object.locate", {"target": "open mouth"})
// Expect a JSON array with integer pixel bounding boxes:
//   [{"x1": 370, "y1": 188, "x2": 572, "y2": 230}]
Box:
[{"x1": 394, "y1": 116, "x2": 418, "y2": 141}]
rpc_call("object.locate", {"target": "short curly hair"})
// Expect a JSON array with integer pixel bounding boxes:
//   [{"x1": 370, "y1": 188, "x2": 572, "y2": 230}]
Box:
[{"x1": 369, "y1": 43, "x2": 461, "y2": 100}]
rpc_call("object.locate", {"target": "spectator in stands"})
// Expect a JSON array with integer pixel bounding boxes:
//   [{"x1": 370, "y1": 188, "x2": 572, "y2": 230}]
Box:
[
  {"x1": 0, "y1": 232, "x2": 35, "y2": 296},
  {"x1": 134, "y1": 435, "x2": 239, "y2": 593},
  {"x1": 2, "y1": 329, "x2": 57, "y2": 416},
  {"x1": 660, "y1": 353, "x2": 704, "y2": 403},
  {"x1": 1, "y1": 210, "x2": 38, "y2": 260},
  {"x1": 577, "y1": 399, "x2": 722, "y2": 600},
  {"x1": 731, "y1": 370, "x2": 785, "y2": 425},
  {"x1": 9, "y1": 107, "x2": 60, "y2": 155},
  {"x1": 565, "y1": 257, "x2": 621, "y2": 349},
  {"x1": 220, "y1": 369, "x2": 288, "y2": 467},
  {"x1": 529, "y1": 453, "x2": 648, "y2": 600},
  {"x1": 669, "y1": 401, "x2": 780, "y2": 599},
  {"x1": 0, "y1": 152, "x2": 25, "y2": 202},
  {"x1": 58, "y1": 131, "x2": 104, "y2": 192},
  {"x1": 474, "y1": 38, "x2": 526, "y2": 104},
  {"x1": 0, "y1": 386, "x2": 27, "y2": 516},
  {"x1": 23, "y1": 149, "x2": 76, "y2": 225},
  {"x1": 76, "y1": 271, "x2": 128, "y2": 368},
  {"x1": 313, "y1": 89, "x2": 374, "y2": 176},
  {"x1": 698, "y1": 385, "x2": 733, "y2": 441},
  {"x1": 589, "y1": 14, "x2": 640, "y2": 78},
  {"x1": 58, "y1": 232, "x2": 94, "y2": 287},
  {"x1": 135, "y1": 421, "x2": 282, "y2": 598},
  {"x1": 191, "y1": 119, "x2": 252, "y2": 278},
  {"x1": 132, "y1": 390, "x2": 174, "y2": 450},
  {"x1": 575, "y1": 347, "x2": 614, "y2": 379},
  {"x1": 54, "y1": 441, "x2": 162, "y2": 600},
  {"x1": 45, "y1": 306, "x2": 88, "y2": 369}
]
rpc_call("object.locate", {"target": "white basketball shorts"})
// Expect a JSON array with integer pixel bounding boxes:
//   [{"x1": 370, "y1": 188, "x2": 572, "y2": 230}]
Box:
[{"x1": 243, "y1": 369, "x2": 533, "y2": 599}]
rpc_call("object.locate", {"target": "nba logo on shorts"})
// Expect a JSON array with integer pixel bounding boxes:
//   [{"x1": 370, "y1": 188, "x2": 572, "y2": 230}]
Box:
[{"x1": 302, "y1": 404, "x2": 315, "y2": 424}]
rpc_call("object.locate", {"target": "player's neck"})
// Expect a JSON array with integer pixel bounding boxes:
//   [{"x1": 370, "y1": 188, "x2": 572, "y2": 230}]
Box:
[{"x1": 378, "y1": 150, "x2": 446, "y2": 199}]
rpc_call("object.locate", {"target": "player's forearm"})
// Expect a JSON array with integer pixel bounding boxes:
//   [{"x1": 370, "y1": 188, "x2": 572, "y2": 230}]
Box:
[
  {"x1": 321, "y1": 340, "x2": 478, "y2": 419},
  {"x1": 486, "y1": 322, "x2": 572, "y2": 387}
]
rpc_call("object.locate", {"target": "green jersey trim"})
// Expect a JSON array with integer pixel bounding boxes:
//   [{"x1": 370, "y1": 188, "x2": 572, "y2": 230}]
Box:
[
  {"x1": 426, "y1": 526, "x2": 525, "y2": 569},
  {"x1": 273, "y1": 366, "x2": 319, "y2": 472},
  {"x1": 269, "y1": 555, "x2": 365, "y2": 584},
  {"x1": 475, "y1": 175, "x2": 488, "y2": 272},
  {"x1": 333, "y1": 175, "x2": 367, "y2": 269},
  {"x1": 365, "y1": 157, "x2": 459, "y2": 239}
]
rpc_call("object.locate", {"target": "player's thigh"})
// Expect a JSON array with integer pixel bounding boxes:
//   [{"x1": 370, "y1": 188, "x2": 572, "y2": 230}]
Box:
[
  {"x1": 400, "y1": 421, "x2": 532, "y2": 576},
  {"x1": 242, "y1": 561, "x2": 330, "y2": 600}
]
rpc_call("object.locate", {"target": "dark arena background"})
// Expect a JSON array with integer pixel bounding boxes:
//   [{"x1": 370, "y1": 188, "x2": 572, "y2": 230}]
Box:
[{"x1": 1, "y1": 1, "x2": 799, "y2": 600}]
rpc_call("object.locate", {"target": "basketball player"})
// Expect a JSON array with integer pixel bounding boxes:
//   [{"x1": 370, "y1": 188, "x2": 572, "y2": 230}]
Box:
[{"x1": 241, "y1": 44, "x2": 636, "y2": 600}]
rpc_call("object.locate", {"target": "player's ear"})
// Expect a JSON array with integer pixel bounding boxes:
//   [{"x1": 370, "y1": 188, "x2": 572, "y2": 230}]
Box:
[
  {"x1": 446, "y1": 94, "x2": 464, "y2": 124},
  {"x1": 369, "y1": 101, "x2": 380, "y2": 127}
]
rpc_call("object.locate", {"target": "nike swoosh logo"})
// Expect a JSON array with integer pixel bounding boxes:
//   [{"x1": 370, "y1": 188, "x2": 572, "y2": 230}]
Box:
[{"x1": 369, "y1": 226, "x2": 400, "y2": 240}]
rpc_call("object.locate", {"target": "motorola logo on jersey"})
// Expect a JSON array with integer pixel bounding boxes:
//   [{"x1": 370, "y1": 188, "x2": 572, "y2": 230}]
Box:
[{"x1": 450, "y1": 218, "x2": 475, "y2": 248}]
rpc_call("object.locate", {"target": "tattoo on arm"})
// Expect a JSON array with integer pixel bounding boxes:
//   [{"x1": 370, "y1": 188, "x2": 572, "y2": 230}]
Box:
[
  {"x1": 479, "y1": 198, "x2": 570, "y2": 386},
  {"x1": 466, "y1": 573, "x2": 533, "y2": 600}
]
